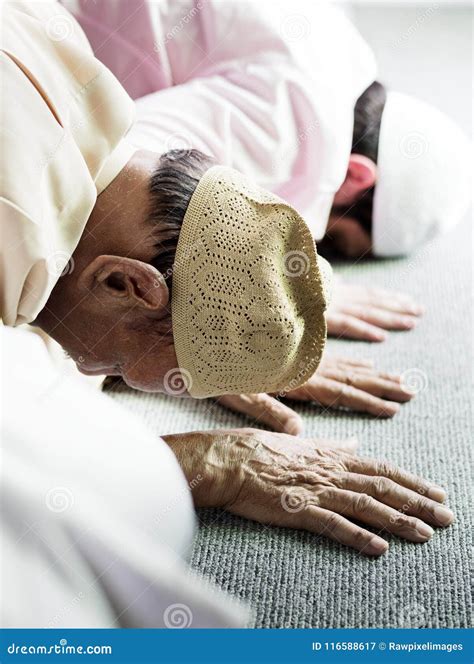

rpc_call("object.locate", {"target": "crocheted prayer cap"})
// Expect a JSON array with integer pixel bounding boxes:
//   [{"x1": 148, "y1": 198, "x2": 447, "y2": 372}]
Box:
[{"x1": 171, "y1": 166, "x2": 331, "y2": 398}]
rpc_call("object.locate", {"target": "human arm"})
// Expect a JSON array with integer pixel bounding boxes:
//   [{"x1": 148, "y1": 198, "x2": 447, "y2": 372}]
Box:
[{"x1": 162, "y1": 428, "x2": 453, "y2": 556}]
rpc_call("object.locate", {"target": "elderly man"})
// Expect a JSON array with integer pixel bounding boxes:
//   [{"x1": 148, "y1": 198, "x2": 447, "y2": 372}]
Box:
[
  {"x1": 1, "y1": 0, "x2": 453, "y2": 566},
  {"x1": 67, "y1": 0, "x2": 469, "y2": 330},
  {"x1": 62, "y1": 0, "x2": 471, "y2": 429}
]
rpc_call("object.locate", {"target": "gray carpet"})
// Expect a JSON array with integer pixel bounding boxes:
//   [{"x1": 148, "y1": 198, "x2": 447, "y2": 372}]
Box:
[{"x1": 107, "y1": 215, "x2": 472, "y2": 628}]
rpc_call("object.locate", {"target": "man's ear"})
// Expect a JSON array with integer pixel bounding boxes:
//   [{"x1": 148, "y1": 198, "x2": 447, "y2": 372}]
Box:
[
  {"x1": 333, "y1": 154, "x2": 377, "y2": 207},
  {"x1": 77, "y1": 255, "x2": 169, "y2": 311}
]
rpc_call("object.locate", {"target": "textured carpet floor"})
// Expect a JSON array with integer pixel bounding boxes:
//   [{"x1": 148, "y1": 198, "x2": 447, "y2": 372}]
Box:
[{"x1": 107, "y1": 216, "x2": 472, "y2": 628}]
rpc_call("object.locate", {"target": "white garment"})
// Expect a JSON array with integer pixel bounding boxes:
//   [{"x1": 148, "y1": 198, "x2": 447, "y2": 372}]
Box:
[
  {"x1": 0, "y1": 327, "x2": 248, "y2": 627},
  {"x1": 0, "y1": 1, "x2": 135, "y2": 326},
  {"x1": 373, "y1": 92, "x2": 472, "y2": 256},
  {"x1": 70, "y1": 0, "x2": 376, "y2": 238}
]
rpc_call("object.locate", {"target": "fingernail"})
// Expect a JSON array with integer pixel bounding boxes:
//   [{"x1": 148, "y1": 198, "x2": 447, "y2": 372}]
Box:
[
  {"x1": 366, "y1": 537, "x2": 388, "y2": 555},
  {"x1": 374, "y1": 332, "x2": 387, "y2": 342},
  {"x1": 416, "y1": 523, "x2": 434, "y2": 540},
  {"x1": 433, "y1": 505, "x2": 454, "y2": 526},
  {"x1": 286, "y1": 419, "x2": 302, "y2": 436},
  {"x1": 342, "y1": 437, "x2": 359, "y2": 452},
  {"x1": 427, "y1": 485, "x2": 446, "y2": 502},
  {"x1": 402, "y1": 317, "x2": 416, "y2": 328},
  {"x1": 385, "y1": 402, "x2": 400, "y2": 416}
]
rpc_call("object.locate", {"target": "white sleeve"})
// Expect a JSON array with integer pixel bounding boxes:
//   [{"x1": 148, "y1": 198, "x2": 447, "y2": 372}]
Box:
[
  {"x1": 128, "y1": 0, "x2": 377, "y2": 238},
  {"x1": 0, "y1": 326, "x2": 248, "y2": 628}
]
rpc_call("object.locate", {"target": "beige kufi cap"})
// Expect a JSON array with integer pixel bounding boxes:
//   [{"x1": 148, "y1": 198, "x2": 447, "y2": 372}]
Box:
[{"x1": 171, "y1": 166, "x2": 331, "y2": 398}]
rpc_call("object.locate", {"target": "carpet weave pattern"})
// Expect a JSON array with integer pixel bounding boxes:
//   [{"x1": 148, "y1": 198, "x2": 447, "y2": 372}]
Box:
[{"x1": 108, "y1": 217, "x2": 472, "y2": 628}]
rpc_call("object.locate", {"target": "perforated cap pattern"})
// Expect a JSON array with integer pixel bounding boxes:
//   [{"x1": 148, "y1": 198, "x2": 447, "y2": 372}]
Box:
[{"x1": 171, "y1": 166, "x2": 330, "y2": 398}]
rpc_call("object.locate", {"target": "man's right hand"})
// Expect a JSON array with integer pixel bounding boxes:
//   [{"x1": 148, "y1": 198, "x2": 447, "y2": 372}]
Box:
[
  {"x1": 326, "y1": 281, "x2": 424, "y2": 342},
  {"x1": 162, "y1": 429, "x2": 454, "y2": 556}
]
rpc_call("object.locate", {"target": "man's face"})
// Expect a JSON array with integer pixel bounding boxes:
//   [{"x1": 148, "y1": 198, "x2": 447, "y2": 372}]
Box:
[
  {"x1": 58, "y1": 310, "x2": 188, "y2": 395},
  {"x1": 36, "y1": 147, "x2": 195, "y2": 395},
  {"x1": 324, "y1": 209, "x2": 372, "y2": 258},
  {"x1": 322, "y1": 154, "x2": 377, "y2": 258}
]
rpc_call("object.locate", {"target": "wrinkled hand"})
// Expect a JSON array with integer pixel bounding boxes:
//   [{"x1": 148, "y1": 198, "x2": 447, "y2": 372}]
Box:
[
  {"x1": 326, "y1": 281, "x2": 424, "y2": 341},
  {"x1": 163, "y1": 429, "x2": 453, "y2": 555},
  {"x1": 216, "y1": 355, "x2": 414, "y2": 434}
]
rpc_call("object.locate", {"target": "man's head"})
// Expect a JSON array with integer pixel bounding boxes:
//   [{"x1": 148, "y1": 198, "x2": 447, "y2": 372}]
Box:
[
  {"x1": 35, "y1": 149, "x2": 212, "y2": 391},
  {"x1": 326, "y1": 82, "x2": 471, "y2": 258},
  {"x1": 35, "y1": 150, "x2": 330, "y2": 395},
  {"x1": 327, "y1": 81, "x2": 385, "y2": 258}
]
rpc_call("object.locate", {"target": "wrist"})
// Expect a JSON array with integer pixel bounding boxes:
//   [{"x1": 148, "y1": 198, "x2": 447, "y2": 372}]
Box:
[{"x1": 162, "y1": 430, "x2": 258, "y2": 508}]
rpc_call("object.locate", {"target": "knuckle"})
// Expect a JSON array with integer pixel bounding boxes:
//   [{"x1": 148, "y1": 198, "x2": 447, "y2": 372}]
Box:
[
  {"x1": 330, "y1": 472, "x2": 346, "y2": 490},
  {"x1": 390, "y1": 513, "x2": 415, "y2": 530},
  {"x1": 341, "y1": 385, "x2": 357, "y2": 400},
  {"x1": 412, "y1": 496, "x2": 428, "y2": 514},
  {"x1": 373, "y1": 477, "x2": 392, "y2": 499},
  {"x1": 354, "y1": 493, "x2": 373, "y2": 512},
  {"x1": 324, "y1": 511, "x2": 343, "y2": 533},
  {"x1": 376, "y1": 460, "x2": 394, "y2": 478},
  {"x1": 239, "y1": 427, "x2": 262, "y2": 437},
  {"x1": 351, "y1": 528, "x2": 370, "y2": 547}
]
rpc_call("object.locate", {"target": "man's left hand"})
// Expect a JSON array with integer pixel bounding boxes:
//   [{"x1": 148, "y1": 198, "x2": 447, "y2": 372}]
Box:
[
  {"x1": 216, "y1": 355, "x2": 414, "y2": 435},
  {"x1": 326, "y1": 281, "x2": 424, "y2": 342}
]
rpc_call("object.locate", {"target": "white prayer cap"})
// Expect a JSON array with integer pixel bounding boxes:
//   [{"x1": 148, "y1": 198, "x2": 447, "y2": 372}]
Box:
[{"x1": 373, "y1": 92, "x2": 472, "y2": 256}]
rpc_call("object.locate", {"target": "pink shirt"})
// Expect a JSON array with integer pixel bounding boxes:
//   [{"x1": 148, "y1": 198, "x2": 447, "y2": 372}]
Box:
[{"x1": 64, "y1": 0, "x2": 376, "y2": 238}]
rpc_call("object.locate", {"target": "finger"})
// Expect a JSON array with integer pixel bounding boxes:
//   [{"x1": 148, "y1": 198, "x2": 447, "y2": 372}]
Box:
[
  {"x1": 366, "y1": 292, "x2": 424, "y2": 316},
  {"x1": 322, "y1": 489, "x2": 435, "y2": 543},
  {"x1": 326, "y1": 313, "x2": 387, "y2": 342},
  {"x1": 216, "y1": 393, "x2": 303, "y2": 435},
  {"x1": 327, "y1": 362, "x2": 404, "y2": 383},
  {"x1": 301, "y1": 506, "x2": 388, "y2": 556},
  {"x1": 334, "y1": 365, "x2": 404, "y2": 383},
  {"x1": 350, "y1": 286, "x2": 423, "y2": 314},
  {"x1": 325, "y1": 356, "x2": 375, "y2": 369},
  {"x1": 343, "y1": 456, "x2": 447, "y2": 503},
  {"x1": 295, "y1": 377, "x2": 401, "y2": 417},
  {"x1": 337, "y1": 473, "x2": 454, "y2": 528},
  {"x1": 319, "y1": 370, "x2": 414, "y2": 403},
  {"x1": 342, "y1": 305, "x2": 418, "y2": 331}
]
